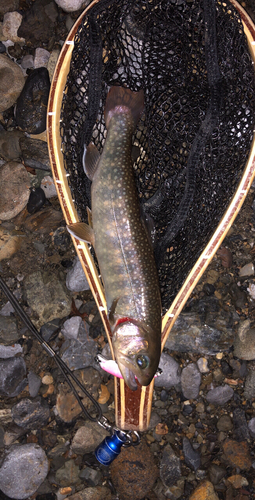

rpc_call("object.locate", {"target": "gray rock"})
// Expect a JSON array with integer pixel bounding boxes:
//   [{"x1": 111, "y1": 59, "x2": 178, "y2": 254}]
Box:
[
  {"x1": 182, "y1": 437, "x2": 201, "y2": 471},
  {"x1": 0, "y1": 54, "x2": 25, "y2": 112},
  {"x1": 60, "y1": 335, "x2": 97, "y2": 371},
  {"x1": 4, "y1": 424, "x2": 26, "y2": 447},
  {"x1": 0, "y1": 343, "x2": 22, "y2": 358},
  {"x1": 71, "y1": 423, "x2": 108, "y2": 455},
  {"x1": 54, "y1": 0, "x2": 89, "y2": 12},
  {"x1": 181, "y1": 363, "x2": 201, "y2": 400},
  {"x1": 0, "y1": 130, "x2": 24, "y2": 161},
  {"x1": 61, "y1": 316, "x2": 82, "y2": 340},
  {"x1": 0, "y1": 357, "x2": 27, "y2": 397},
  {"x1": 244, "y1": 368, "x2": 255, "y2": 399},
  {"x1": 28, "y1": 371, "x2": 41, "y2": 398},
  {"x1": 19, "y1": 136, "x2": 51, "y2": 171},
  {"x1": 0, "y1": 444, "x2": 49, "y2": 499},
  {"x1": 206, "y1": 384, "x2": 234, "y2": 405},
  {"x1": 154, "y1": 352, "x2": 181, "y2": 389},
  {"x1": 66, "y1": 256, "x2": 90, "y2": 292},
  {"x1": 208, "y1": 463, "x2": 226, "y2": 485},
  {"x1": 67, "y1": 487, "x2": 112, "y2": 500},
  {"x1": 24, "y1": 271, "x2": 72, "y2": 327},
  {"x1": 79, "y1": 467, "x2": 102, "y2": 487},
  {"x1": 0, "y1": 299, "x2": 15, "y2": 316},
  {"x1": 41, "y1": 175, "x2": 57, "y2": 198},
  {"x1": 21, "y1": 54, "x2": 34, "y2": 69},
  {"x1": 0, "y1": 315, "x2": 18, "y2": 345},
  {"x1": 248, "y1": 417, "x2": 255, "y2": 438},
  {"x1": 217, "y1": 415, "x2": 233, "y2": 432},
  {"x1": 160, "y1": 444, "x2": 181, "y2": 487},
  {"x1": 55, "y1": 460, "x2": 80, "y2": 487},
  {"x1": 234, "y1": 319, "x2": 255, "y2": 360},
  {"x1": 12, "y1": 397, "x2": 50, "y2": 430},
  {"x1": 0, "y1": 161, "x2": 30, "y2": 220},
  {"x1": 40, "y1": 317, "x2": 62, "y2": 342},
  {"x1": 233, "y1": 408, "x2": 250, "y2": 442}
]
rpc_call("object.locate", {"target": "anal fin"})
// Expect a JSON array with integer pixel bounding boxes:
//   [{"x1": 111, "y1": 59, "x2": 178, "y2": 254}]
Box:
[{"x1": 67, "y1": 222, "x2": 95, "y2": 246}]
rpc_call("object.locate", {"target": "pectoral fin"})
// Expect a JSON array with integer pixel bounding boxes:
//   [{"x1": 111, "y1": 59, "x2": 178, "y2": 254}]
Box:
[
  {"x1": 83, "y1": 143, "x2": 100, "y2": 181},
  {"x1": 67, "y1": 222, "x2": 95, "y2": 246},
  {"x1": 108, "y1": 298, "x2": 119, "y2": 325},
  {"x1": 86, "y1": 207, "x2": 93, "y2": 228}
]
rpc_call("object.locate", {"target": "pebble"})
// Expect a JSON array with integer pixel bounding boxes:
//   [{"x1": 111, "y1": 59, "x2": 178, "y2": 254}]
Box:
[
  {"x1": 0, "y1": 315, "x2": 18, "y2": 344},
  {"x1": 21, "y1": 54, "x2": 34, "y2": 69},
  {"x1": 222, "y1": 439, "x2": 252, "y2": 469},
  {"x1": 227, "y1": 474, "x2": 248, "y2": 488},
  {"x1": 197, "y1": 357, "x2": 209, "y2": 373},
  {"x1": 233, "y1": 407, "x2": 250, "y2": 441},
  {"x1": 79, "y1": 467, "x2": 102, "y2": 487},
  {"x1": 160, "y1": 444, "x2": 181, "y2": 487},
  {"x1": 67, "y1": 487, "x2": 112, "y2": 500},
  {"x1": 0, "y1": 443, "x2": 49, "y2": 499},
  {"x1": 34, "y1": 47, "x2": 51, "y2": 68},
  {"x1": 181, "y1": 363, "x2": 201, "y2": 399},
  {"x1": 19, "y1": 136, "x2": 51, "y2": 171},
  {"x1": 234, "y1": 319, "x2": 255, "y2": 360},
  {"x1": 182, "y1": 437, "x2": 201, "y2": 471},
  {"x1": 0, "y1": 161, "x2": 30, "y2": 220},
  {"x1": 0, "y1": 357, "x2": 27, "y2": 397},
  {"x1": 0, "y1": 0, "x2": 19, "y2": 15},
  {"x1": 60, "y1": 333, "x2": 98, "y2": 371},
  {"x1": 248, "y1": 416, "x2": 255, "y2": 437},
  {"x1": 11, "y1": 397, "x2": 50, "y2": 429},
  {"x1": 52, "y1": 226, "x2": 71, "y2": 251},
  {"x1": 110, "y1": 439, "x2": 158, "y2": 500},
  {"x1": 154, "y1": 352, "x2": 181, "y2": 389},
  {"x1": 18, "y1": 0, "x2": 55, "y2": 46},
  {"x1": 71, "y1": 422, "x2": 108, "y2": 454},
  {"x1": 54, "y1": 0, "x2": 89, "y2": 12},
  {"x1": 208, "y1": 463, "x2": 226, "y2": 485},
  {"x1": 0, "y1": 226, "x2": 23, "y2": 261},
  {"x1": 239, "y1": 261, "x2": 254, "y2": 276},
  {"x1": 189, "y1": 480, "x2": 219, "y2": 500},
  {"x1": 66, "y1": 256, "x2": 90, "y2": 292},
  {"x1": 41, "y1": 175, "x2": 58, "y2": 197},
  {"x1": 217, "y1": 247, "x2": 233, "y2": 267},
  {"x1": 216, "y1": 414, "x2": 233, "y2": 432},
  {"x1": 0, "y1": 343, "x2": 22, "y2": 358},
  {"x1": 0, "y1": 54, "x2": 25, "y2": 112},
  {"x1": 2, "y1": 11, "x2": 24, "y2": 43},
  {"x1": 55, "y1": 459, "x2": 80, "y2": 487},
  {"x1": 40, "y1": 317, "x2": 62, "y2": 342},
  {"x1": 0, "y1": 129, "x2": 24, "y2": 160},
  {"x1": 47, "y1": 48, "x2": 60, "y2": 81},
  {"x1": 28, "y1": 370, "x2": 41, "y2": 397},
  {"x1": 16, "y1": 67, "x2": 51, "y2": 134},
  {"x1": 24, "y1": 270, "x2": 72, "y2": 327},
  {"x1": 27, "y1": 186, "x2": 47, "y2": 214},
  {"x1": 206, "y1": 384, "x2": 234, "y2": 405},
  {"x1": 24, "y1": 206, "x2": 63, "y2": 234},
  {"x1": 244, "y1": 367, "x2": 255, "y2": 399}
]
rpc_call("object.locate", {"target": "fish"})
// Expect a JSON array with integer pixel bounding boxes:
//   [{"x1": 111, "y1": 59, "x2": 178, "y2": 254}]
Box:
[{"x1": 67, "y1": 86, "x2": 162, "y2": 391}]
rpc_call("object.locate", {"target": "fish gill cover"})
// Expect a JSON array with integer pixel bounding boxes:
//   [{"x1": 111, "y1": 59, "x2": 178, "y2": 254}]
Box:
[{"x1": 60, "y1": 0, "x2": 255, "y2": 313}]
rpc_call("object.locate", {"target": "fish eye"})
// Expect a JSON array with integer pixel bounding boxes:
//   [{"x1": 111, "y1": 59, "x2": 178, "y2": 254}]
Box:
[{"x1": 136, "y1": 355, "x2": 149, "y2": 370}]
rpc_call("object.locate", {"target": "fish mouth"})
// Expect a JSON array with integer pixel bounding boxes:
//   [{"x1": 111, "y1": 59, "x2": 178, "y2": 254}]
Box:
[{"x1": 117, "y1": 361, "x2": 138, "y2": 391}]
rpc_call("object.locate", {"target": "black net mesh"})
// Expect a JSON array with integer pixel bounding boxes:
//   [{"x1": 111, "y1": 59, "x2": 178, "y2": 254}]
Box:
[{"x1": 60, "y1": 0, "x2": 255, "y2": 313}]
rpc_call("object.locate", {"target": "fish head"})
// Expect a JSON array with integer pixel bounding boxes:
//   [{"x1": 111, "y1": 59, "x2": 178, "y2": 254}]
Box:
[{"x1": 112, "y1": 319, "x2": 161, "y2": 391}]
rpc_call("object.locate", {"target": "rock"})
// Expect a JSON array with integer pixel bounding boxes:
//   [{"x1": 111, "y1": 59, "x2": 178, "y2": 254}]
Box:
[
  {"x1": 0, "y1": 226, "x2": 23, "y2": 261},
  {"x1": 216, "y1": 415, "x2": 233, "y2": 432},
  {"x1": 154, "y1": 352, "x2": 181, "y2": 389},
  {"x1": 24, "y1": 206, "x2": 63, "y2": 234},
  {"x1": 24, "y1": 270, "x2": 72, "y2": 327},
  {"x1": 67, "y1": 487, "x2": 112, "y2": 500},
  {"x1": 233, "y1": 408, "x2": 250, "y2": 442},
  {"x1": 21, "y1": 54, "x2": 34, "y2": 69},
  {"x1": 19, "y1": 136, "x2": 51, "y2": 171},
  {"x1": 71, "y1": 422, "x2": 108, "y2": 454},
  {"x1": 244, "y1": 367, "x2": 255, "y2": 399},
  {"x1": 206, "y1": 384, "x2": 234, "y2": 405},
  {"x1": 160, "y1": 444, "x2": 181, "y2": 487},
  {"x1": 228, "y1": 282, "x2": 247, "y2": 309},
  {"x1": 0, "y1": 130, "x2": 24, "y2": 160},
  {"x1": 16, "y1": 67, "x2": 51, "y2": 134},
  {"x1": 52, "y1": 226, "x2": 71, "y2": 251},
  {"x1": 227, "y1": 474, "x2": 249, "y2": 488},
  {"x1": 55, "y1": 460, "x2": 80, "y2": 487},
  {"x1": 34, "y1": 47, "x2": 50, "y2": 68},
  {"x1": 61, "y1": 316, "x2": 82, "y2": 340},
  {"x1": 181, "y1": 363, "x2": 201, "y2": 400},
  {"x1": 0, "y1": 161, "x2": 30, "y2": 220},
  {"x1": 217, "y1": 247, "x2": 233, "y2": 268},
  {"x1": 197, "y1": 357, "x2": 209, "y2": 373},
  {"x1": 0, "y1": 357, "x2": 27, "y2": 397},
  {"x1": 2, "y1": 12, "x2": 24, "y2": 43},
  {"x1": 239, "y1": 262, "x2": 254, "y2": 277},
  {"x1": 60, "y1": 336, "x2": 98, "y2": 371},
  {"x1": 11, "y1": 397, "x2": 50, "y2": 429},
  {"x1": 18, "y1": 0, "x2": 55, "y2": 46},
  {"x1": 234, "y1": 319, "x2": 255, "y2": 360},
  {"x1": 0, "y1": 0, "x2": 19, "y2": 15},
  {"x1": 66, "y1": 256, "x2": 90, "y2": 292},
  {"x1": 189, "y1": 480, "x2": 219, "y2": 500},
  {"x1": 182, "y1": 437, "x2": 201, "y2": 471},
  {"x1": 208, "y1": 464, "x2": 226, "y2": 485},
  {"x1": 0, "y1": 443, "x2": 49, "y2": 499},
  {"x1": 222, "y1": 439, "x2": 252, "y2": 470},
  {"x1": 4, "y1": 423, "x2": 26, "y2": 447},
  {"x1": 47, "y1": 48, "x2": 60, "y2": 81},
  {"x1": 248, "y1": 417, "x2": 255, "y2": 437},
  {"x1": 54, "y1": 0, "x2": 89, "y2": 12},
  {"x1": 0, "y1": 315, "x2": 19, "y2": 344},
  {"x1": 0, "y1": 343, "x2": 22, "y2": 358},
  {"x1": 110, "y1": 439, "x2": 158, "y2": 500},
  {"x1": 28, "y1": 371, "x2": 41, "y2": 397},
  {"x1": 79, "y1": 467, "x2": 102, "y2": 487},
  {"x1": 40, "y1": 317, "x2": 62, "y2": 342},
  {"x1": 41, "y1": 175, "x2": 57, "y2": 197},
  {"x1": 0, "y1": 54, "x2": 25, "y2": 112},
  {"x1": 27, "y1": 187, "x2": 47, "y2": 214}
]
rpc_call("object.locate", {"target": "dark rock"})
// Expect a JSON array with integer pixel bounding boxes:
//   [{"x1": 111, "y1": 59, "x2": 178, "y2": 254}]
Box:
[
  {"x1": 181, "y1": 363, "x2": 201, "y2": 399},
  {"x1": 221, "y1": 360, "x2": 233, "y2": 376},
  {"x1": 27, "y1": 187, "x2": 47, "y2": 214},
  {"x1": 217, "y1": 247, "x2": 233, "y2": 268},
  {"x1": 55, "y1": 460, "x2": 80, "y2": 487},
  {"x1": 19, "y1": 136, "x2": 51, "y2": 171},
  {"x1": 79, "y1": 467, "x2": 102, "y2": 487},
  {"x1": 0, "y1": 357, "x2": 27, "y2": 397},
  {"x1": 0, "y1": 43, "x2": 6, "y2": 53},
  {"x1": 18, "y1": 0, "x2": 55, "y2": 47},
  {"x1": 28, "y1": 371, "x2": 41, "y2": 398},
  {"x1": 208, "y1": 464, "x2": 226, "y2": 485},
  {"x1": 40, "y1": 318, "x2": 62, "y2": 342},
  {"x1": 11, "y1": 397, "x2": 50, "y2": 429},
  {"x1": 52, "y1": 227, "x2": 71, "y2": 251},
  {"x1": 0, "y1": 315, "x2": 19, "y2": 345},
  {"x1": 160, "y1": 444, "x2": 181, "y2": 487},
  {"x1": 24, "y1": 206, "x2": 63, "y2": 235},
  {"x1": 202, "y1": 283, "x2": 215, "y2": 296},
  {"x1": 228, "y1": 282, "x2": 247, "y2": 309},
  {"x1": 182, "y1": 437, "x2": 201, "y2": 471},
  {"x1": 16, "y1": 68, "x2": 50, "y2": 134},
  {"x1": 0, "y1": 130, "x2": 24, "y2": 161},
  {"x1": 233, "y1": 408, "x2": 250, "y2": 442},
  {"x1": 216, "y1": 415, "x2": 233, "y2": 432}
]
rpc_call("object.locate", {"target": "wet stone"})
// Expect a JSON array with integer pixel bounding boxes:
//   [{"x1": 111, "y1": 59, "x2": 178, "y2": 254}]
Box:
[
  {"x1": 0, "y1": 129, "x2": 24, "y2": 160},
  {"x1": 0, "y1": 315, "x2": 18, "y2": 344},
  {"x1": 66, "y1": 256, "x2": 90, "y2": 292},
  {"x1": 206, "y1": 384, "x2": 234, "y2": 405},
  {"x1": 67, "y1": 487, "x2": 112, "y2": 500},
  {"x1": 182, "y1": 437, "x2": 201, "y2": 471},
  {"x1": 189, "y1": 480, "x2": 219, "y2": 500},
  {"x1": 216, "y1": 414, "x2": 233, "y2": 432},
  {"x1": 11, "y1": 397, "x2": 50, "y2": 429},
  {"x1": 79, "y1": 467, "x2": 102, "y2": 487},
  {"x1": 0, "y1": 357, "x2": 27, "y2": 397},
  {"x1": 27, "y1": 187, "x2": 47, "y2": 214},
  {"x1": 20, "y1": 136, "x2": 51, "y2": 171},
  {"x1": 222, "y1": 439, "x2": 252, "y2": 470},
  {"x1": 234, "y1": 319, "x2": 255, "y2": 360},
  {"x1": 61, "y1": 316, "x2": 82, "y2": 340},
  {"x1": 71, "y1": 422, "x2": 108, "y2": 455},
  {"x1": 208, "y1": 464, "x2": 226, "y2": 485},
  {"x1": 2, "y1": 11, "x2": 24, "y2": 43},
  {"x1": 160, "y1": 444, "x2": 181, "y2": 487},
  {"x1": 154, "y1": 352, "x2": 181, "y2": 389},
  {"x1": 28, "y1": 370, "x2": 41, "y2": 397},
  {"x1": 16, "y1": 67, "x2": 51, "y2": 134},
  {"x1": 244, "y1": 367, "x2": 255, "y2": 399},
  {"x1": 0, "y1": 443, "x2": 49, "y2": 499},
  {"x1": 0, "y1": 161, "x2": 30, "y2": 220},
  {"x1": 248, "y1": 417, "x2": 255, "y2": 437},
  {"x1": 0, "y1": 54, "x2": 25, "y2": 112},
  {"x1": 233, "y1": 408, "x2": 250, "y2": 442},
  {"x1": 55, "y1": 460, "x2": 80, "y2": 487},
  {"x1": 181, "y1": 363, "x2": 201, "y2": 400},
  {"x1": 41, "y1": 175, "x2": 58, "y2": 198},
  {"x1": 110, "y1": 439, "x2": 158, "y2": 500},
  {"x1": 18, "y1": 0, "x2": 55, "y2": 46}
]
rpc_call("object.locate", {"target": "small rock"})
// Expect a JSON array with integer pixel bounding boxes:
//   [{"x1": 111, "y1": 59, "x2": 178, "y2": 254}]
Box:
[
  {"x1": 0, "y1": 161, "x2": 30, "y2": 220},
  {"x1": 16, "y1": 67, "x2": 51, "y2": 134},
  {"x1": 234, "y1": 319, "x2": 255, "y2": 360},
  {"x1": 182, "y1": 437, "x2": 201, "y2": 471},
  {"x1": 189, "y1": 480, "x2": 219, "y2": 500},
  {"x1": 0, "y1": 54, "x2": 25, "y2": 112},
  {"x1": 248, "y1": 417, "x2": 255, "y2": 437},
  {"x1": 0, "y1": 130, "x2": 24, "y2": 160},
  {"x1": 239, "y1": 262, "x2": 254, "y2": 277},
  {"x1": 4, "y1": 424, "x2": 26, "y2": 447},
  {"x1": 160, "y1": 444, "x2": 181, "y2": 487},
  {"x1": 0, "y1": 444, "x2": 49, "y2": 499},
  {"x1": 2, "y1": 11, "x2": 24, "y2": 43},
  {"x1": 60, "y1": 334, "x2": 97, "y2": 371},
  {"x1": 47, "y1": 48, "x2": 60, "y2": 81},
  {"x1": 222, "y1": 439, "x2": 252, "y2": 469},
  {"x1": 0, "y1": 227, "x2": 22, "y2": 261},
  {"x1": 20, "y1": 136, "x2": 51, "y2": 171},
  {"x1": 217, "y1": 247, "x2": 233, "y2": 267},
  {"x1": 54, "y1": 0, "x2": 89, "y2": 12},
  {"x1": 27, "y1": 187, "x2": 47, "y2": 214},
  {"x1": 55, "y1": 460, "x2": 80, "y2": 487},
  {"x1": 0, "y1": 357, "x2": 27, "y2": 397},
  {"x1": 67, "y1": 487, "x2": 112, "y2": 500},
  {"x1": 208, "y1": 464, "x2": 226, "y2": 485},
  {"x1": 244, "y1": 368, "x2": 255, "y2": 399},
  {"x1": 216, "y1": 415, "x2": 233, "y2": 432},
  {"x1": 181, "y1": 363, "x2": 201, "y2": 400},
  {"x1": 40, "y1": 317, "x2": 62, "y2": 342},
  {"x1": 21, "y1": 54, "x2": 34, "y2": 69},
  {"x1": 197, "y1": 357, "x2": 209, "y2": 373},
  {"x1": 0, "y1": 343, "x2": 22, "y2": 358},
  {"x1": 110, "y1": 439, "x2": 158, "y2": 500},
  {"x1": 98, "y1": 384, "x2": 110, "y2": 404},
  {"x1": 61, "y1": 316, "x2": 82, "y2": 340},
  {"x1": 206, "y1": 384, "x2": 234, "y2": 405},
  {"x1": 0, "y1": 315, "x2": 18, "y2": 344},
  {"x1": 71, "y1": 422, "x2": 108, "y2": 454},
  {"x1": 233, "y1": 408, "x2": 250, "y2": 441},
  {"x1": 18, "y1": 0, "x2": 55, "y2": 46},
  {"x1": 154, "y1": 352, "x2": 181, "y2": 389},
  {"x1": 34, "y1": 47, "x2": 50, "y2": 68},
  {"x1": 0, "y1": 0, "x2": 19, "y2": 15},
  {"x1": 28, "y1": 371, "x2": 41, "y2": 398},
  {"x1": 41, "y1": 175, "x2": 57, "y2": 197},
  {"x1": 24, "y1": 206, "x2": 63, "y2": 234},
  {"x1": 228, "y1": 282, "x2": 247, "y2": 309},
  {"x1": 11, "y1": 397, "x2": 50, "y2": 429},
  {"x1": 79, "y1": 467, "x2": 102, "y2": 487},
  {"x1": 42, "y1": 374, "x2": 54, "y2": 385},
  {"x1": 227, "y1": 474, "x2": 248, "y2": 488},
  {"x1": 52, "y1": 226, "x2": 71, "y2": 251},
  {"x1": 66, "y1": 256, "x2": 90, "y2": 292}
]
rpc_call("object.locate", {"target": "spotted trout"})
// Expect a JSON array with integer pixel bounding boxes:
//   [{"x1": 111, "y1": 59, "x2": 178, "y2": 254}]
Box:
[{"x1": 67, "y1": 86, "x2": 162, "y2": 391}]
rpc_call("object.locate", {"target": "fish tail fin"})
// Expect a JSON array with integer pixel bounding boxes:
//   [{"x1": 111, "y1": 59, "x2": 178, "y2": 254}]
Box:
[{"x1": 104, "y1": 86, "x2": 144, "y2": 128}]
